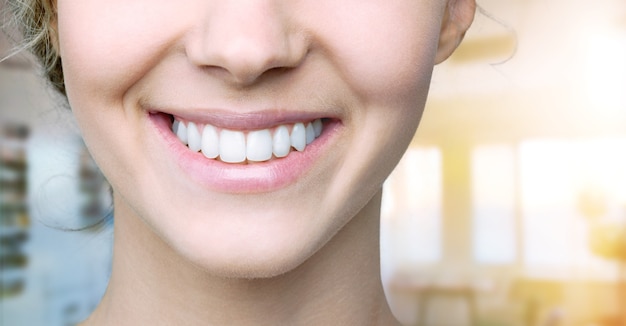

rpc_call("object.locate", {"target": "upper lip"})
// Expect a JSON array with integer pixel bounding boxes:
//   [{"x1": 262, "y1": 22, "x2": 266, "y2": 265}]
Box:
[{"x1": 146, "y1": 107, "x2": 340, "y2": 130}]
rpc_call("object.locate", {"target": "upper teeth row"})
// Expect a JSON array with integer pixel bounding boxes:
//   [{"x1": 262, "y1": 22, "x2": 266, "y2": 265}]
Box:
[{"x1": 172, "y1": 119, "x2": 323, "y2": 163}]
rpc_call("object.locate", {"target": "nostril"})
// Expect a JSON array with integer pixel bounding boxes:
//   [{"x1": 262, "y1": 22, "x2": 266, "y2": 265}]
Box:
[{"x1": 184, "y1": 4, "x2": 310, "y2": 87}]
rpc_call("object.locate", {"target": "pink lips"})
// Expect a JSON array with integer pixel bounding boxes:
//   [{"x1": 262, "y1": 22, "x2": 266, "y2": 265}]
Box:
[{"x1": 148, "y1": 111, "x2": 340, "y2": 194}]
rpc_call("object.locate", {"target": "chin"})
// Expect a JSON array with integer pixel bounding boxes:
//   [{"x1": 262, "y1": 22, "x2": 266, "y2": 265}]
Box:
[
  {"x1": 176, "y1": 232, "x2": 322, "y2": 279},
  {"x1": 139, "y1": 202, "x2": 332, "y2": 280}
]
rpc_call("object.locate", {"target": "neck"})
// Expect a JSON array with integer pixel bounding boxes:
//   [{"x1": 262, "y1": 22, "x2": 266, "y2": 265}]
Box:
[{"x1": 83, "y1": 189, "x2": 399, "y2": 326}]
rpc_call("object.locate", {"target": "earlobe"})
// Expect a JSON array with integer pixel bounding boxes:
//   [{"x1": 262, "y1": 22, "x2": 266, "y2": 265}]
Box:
[{"x1": 434, "y1": 0, "x2": 476, "y2": 64}]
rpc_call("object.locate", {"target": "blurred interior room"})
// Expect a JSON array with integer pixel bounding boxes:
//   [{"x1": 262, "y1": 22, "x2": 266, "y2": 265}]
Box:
[{"x1": 2, "y1": 0, "x2": 626, "y2": 325}]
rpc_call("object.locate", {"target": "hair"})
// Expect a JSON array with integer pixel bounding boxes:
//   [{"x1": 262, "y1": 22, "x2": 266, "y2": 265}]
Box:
[{"x1": 3, "y1": 0, "x2": 65, "y2": 95}]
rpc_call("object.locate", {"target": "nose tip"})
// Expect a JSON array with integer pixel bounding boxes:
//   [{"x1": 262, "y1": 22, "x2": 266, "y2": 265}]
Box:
[
  {"x1": 185, "y1": 3, "x2": 307, "y2": 86},
  {"x1": 208, "y1": 35, "x2": 304, "y2": 85}
]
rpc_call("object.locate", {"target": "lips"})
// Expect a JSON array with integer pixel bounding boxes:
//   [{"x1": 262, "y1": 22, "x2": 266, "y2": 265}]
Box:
[{"x1": 147, "y1": 110, "x2": 341, "y2": 193}]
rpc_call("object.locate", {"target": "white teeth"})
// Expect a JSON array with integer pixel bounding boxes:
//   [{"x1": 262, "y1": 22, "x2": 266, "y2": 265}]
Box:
[
  {"x1": 201, "y1": 125, "x2": 219, "y2": 159},
  {"x1": 173, "y1": 120, "x2": 180, "y2": 135},
  {"x1": 187, "y1": 122, "x2": 202, "y2": 152},
  {"x1": 219, "y1": 129, "x2": 246, "y2": 163},
  {"x1": 272, "y1": 125, "x2": 291, "y2": 158},
  {"x1": 171, "y1": 118, "x2": 325, "y2": 163},
  {"x1": 305, "y1": 122, "x2": 315, "y2": 145},
  {"x1": 246, "y1": 129, "x2": 272, "y2": 162},
  {"x1": 313, "y1": 119, "x2": 323, "y2": 137},
  {"x1": 176, "y1": 120, "x2": 188, "y2": 145},
  {"x1": 290, "y1": 122, "x2": 306, "y2": 152}
]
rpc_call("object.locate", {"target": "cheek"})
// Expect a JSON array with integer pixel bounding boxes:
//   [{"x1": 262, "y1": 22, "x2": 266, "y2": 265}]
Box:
[
  {"x1": 317, "y1": 3, "x2": 444, "y2": 200},
  {"x1": 56, "y1": 1, "x2": 189, "y2": 103},
  {"x1": 312, "y1": 1, "x2": 443, "y2": 105},
  {"x1": 345, "y1": 26, "x2": 439, "y2": 102},
  {"x1": 55, "y1": 1, "x2": 180, "y2": 201}
]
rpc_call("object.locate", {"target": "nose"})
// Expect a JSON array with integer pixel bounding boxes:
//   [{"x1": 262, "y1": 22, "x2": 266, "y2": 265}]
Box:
[{"x1": 185, "y1": 1, "x2": 308, "y2": 86}]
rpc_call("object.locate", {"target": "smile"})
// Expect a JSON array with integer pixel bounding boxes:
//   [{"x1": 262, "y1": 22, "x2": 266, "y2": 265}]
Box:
[
  {"x1": 172, "y1": 118, "x2": 324, "y2": 163},
  {"x1": 148, "y1": 110, "x2": 341, "y2": 193}
]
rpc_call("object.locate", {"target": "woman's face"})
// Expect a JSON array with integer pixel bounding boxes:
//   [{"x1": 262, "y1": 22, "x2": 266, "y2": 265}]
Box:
[{"x1": 56, "y1": 0, "x2": 448, "y2": 277}]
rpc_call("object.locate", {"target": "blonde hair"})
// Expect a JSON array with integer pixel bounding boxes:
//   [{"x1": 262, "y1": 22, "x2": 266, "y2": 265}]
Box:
[{"x1": 4, "y1": 0, "x2": 65, "y2": 95}]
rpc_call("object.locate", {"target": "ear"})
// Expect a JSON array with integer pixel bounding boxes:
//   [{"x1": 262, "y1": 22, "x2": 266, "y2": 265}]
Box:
[{"x1": 434, "y1": 0, "x2": 476, "y2": 64}]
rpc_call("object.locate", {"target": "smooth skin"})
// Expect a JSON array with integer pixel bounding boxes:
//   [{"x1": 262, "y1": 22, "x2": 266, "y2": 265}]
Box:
[{"x1": 51, "y1": 0, "x2": 475, "y2": 324}]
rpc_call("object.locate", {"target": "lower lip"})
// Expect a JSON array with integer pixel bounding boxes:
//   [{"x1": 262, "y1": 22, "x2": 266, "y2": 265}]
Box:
[{"x1": 148, "y1": 113, "x2": 340, "y2": 194}]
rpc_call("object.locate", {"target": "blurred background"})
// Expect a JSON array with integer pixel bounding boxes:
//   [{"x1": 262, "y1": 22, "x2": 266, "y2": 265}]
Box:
[{"x1": 1, "y1": 0, "x2": 626, "y2": 325}]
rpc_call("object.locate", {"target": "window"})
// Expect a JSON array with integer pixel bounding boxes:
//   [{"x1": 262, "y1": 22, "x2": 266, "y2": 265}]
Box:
[
  {"x1": 382, "y1": 147, "x2": 442, "y2": 268},
  {"x1": 471, "y1": 145, "x2": 517, "y2": 264},
  {"x1": 520, "y1": 138, "x2": 626, "y2": 279}
]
